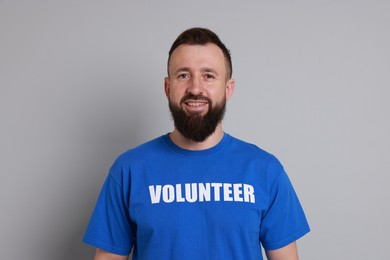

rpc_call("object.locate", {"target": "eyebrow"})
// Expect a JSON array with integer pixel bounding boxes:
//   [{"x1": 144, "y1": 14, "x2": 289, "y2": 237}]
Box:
[
  {"x1": 173, "y1": 67, "x2": 219, "y2": 75},
  {"x1": 202, "y1": 67, "x2": 218, "y2": 75},
  {"x1": 174, "y1": 67, "x2": 191, "y2": 75}
]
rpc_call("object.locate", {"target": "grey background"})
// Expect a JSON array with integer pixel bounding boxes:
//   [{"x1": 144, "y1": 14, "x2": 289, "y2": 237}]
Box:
[{"x1": 1, "y1": 1, "x2": 389, "y2": 259}]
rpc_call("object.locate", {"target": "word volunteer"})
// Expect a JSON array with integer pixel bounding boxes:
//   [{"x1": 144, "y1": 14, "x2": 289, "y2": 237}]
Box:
[{"x1": 149, "y1": 183, "x2": 256, "y2": 204}]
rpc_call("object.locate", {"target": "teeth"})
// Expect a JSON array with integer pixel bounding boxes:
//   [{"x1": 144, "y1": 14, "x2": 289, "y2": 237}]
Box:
[{"x1": 187, "y1": 102, "x2": 206, "y2": 107}]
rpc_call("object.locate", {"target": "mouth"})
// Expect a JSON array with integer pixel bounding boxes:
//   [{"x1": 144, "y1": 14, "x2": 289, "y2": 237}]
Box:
[
  {"x1": 178, "y1": 94, "x2": 212, "y2": 115},
  {"x1": 184, "y1": 101, "x2": 208, "y2": 107},
  {"x1": 182, "y1": 99, "x2": 209, "y2": 114}
]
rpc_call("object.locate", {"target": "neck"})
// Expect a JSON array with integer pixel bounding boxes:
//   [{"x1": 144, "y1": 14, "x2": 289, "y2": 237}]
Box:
[{"x1": 169, "y1": 124, "x2": 224, "y2": 150}]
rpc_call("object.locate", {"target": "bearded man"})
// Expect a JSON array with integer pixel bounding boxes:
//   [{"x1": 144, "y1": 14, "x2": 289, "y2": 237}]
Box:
[{"x1": 83, "y1": 27, "x2": 310, "y2": 260}]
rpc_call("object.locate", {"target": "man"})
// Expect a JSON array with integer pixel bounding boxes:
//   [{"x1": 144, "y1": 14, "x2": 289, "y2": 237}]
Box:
[{"x1": 83, "y1": 27, "x2": 310, "y2": 260}]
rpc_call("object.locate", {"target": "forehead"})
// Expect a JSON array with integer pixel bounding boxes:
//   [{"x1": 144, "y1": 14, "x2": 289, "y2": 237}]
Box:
[{"x1": 168, "y1": 43, "x2": 226, "y2": 73}]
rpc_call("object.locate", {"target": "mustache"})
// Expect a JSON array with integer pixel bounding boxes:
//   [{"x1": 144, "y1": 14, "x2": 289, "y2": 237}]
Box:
[{"x1": 180, "y1": 94, "x2": 212, "y2": 105}]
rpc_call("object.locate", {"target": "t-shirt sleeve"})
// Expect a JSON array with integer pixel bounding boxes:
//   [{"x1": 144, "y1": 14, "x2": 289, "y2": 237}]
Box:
[
  {"x1": 82, "y1": 163, "x2": 134, "y2": 256},
  {"x1": 259, "y1": 157, "x2": 310, "y2": 251}
]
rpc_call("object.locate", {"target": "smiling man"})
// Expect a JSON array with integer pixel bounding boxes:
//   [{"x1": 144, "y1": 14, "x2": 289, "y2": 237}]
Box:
[
  {"x1": 83, "y1": 28, "x2": 310, "y2": 260},
  {"x1": 166, "y1": 41, "x2": 233, "y2": 147}
]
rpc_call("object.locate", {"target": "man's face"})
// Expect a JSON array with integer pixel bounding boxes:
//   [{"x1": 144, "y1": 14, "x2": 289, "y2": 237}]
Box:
[{"x1": 165, "y1": 43, "x2": 234, "y2": 142}]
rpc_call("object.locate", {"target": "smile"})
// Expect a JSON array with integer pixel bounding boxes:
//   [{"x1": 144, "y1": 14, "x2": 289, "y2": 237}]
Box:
[{"x1": 185, "y1": 101, "x2": 208, "y2": 107}]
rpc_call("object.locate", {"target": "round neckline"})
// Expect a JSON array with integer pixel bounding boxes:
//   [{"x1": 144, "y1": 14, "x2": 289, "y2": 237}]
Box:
[{"x1": 162, "y1": 132, "x2": 231, "y2": 157}]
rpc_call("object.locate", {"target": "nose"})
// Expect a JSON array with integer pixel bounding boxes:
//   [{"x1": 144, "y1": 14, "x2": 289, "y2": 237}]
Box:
[{"x1": 186, "y1": 76, "x2": 203, "y2": 95}]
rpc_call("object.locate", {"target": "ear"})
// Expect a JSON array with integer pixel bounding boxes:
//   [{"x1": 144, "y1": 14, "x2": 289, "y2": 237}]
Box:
[
  {"x1": 225, "y1": 78, "x2": 235, "y2": 100},
  {"x1": 164, "y1": 77, "x2": 170, "y2": 97}
]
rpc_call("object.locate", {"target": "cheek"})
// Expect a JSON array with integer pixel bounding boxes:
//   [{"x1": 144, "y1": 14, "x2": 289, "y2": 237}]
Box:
[
  {"x1": 211, "y1": 88, "x2": 227, "y2": 100},
  {"x1": 168, "y1": 90, "x2": 184, "y2": 104}
]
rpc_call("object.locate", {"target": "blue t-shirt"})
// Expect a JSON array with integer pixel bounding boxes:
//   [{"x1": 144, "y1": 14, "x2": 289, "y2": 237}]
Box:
[{"x1": 83, "y1": 133, "x2": 310, "y2": 259}]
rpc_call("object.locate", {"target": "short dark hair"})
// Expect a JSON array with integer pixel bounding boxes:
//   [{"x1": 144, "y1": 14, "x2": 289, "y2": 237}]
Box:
[{"x1": 167, "y1": 27, "x2": 232, "y2": 78}]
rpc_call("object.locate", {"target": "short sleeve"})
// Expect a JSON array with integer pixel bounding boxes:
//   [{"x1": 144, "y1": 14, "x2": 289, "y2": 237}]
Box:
[
  {"x1": 82, "y1": 165, "x2": 134, "y2": 256},
  {"x1": 259, "y1": 158, "x2": 310, "y2": 250}
]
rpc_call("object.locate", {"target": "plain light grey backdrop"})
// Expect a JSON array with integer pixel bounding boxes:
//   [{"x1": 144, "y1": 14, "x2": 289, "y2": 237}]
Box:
[{"x1": 1, "y1": 1, "x2": 389, "y2": 259}]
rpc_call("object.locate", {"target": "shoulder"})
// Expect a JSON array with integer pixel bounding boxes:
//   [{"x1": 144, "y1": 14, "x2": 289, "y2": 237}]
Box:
[
  {"x1": 228, "y1": 134, "x2": 278, "y2": 161},
  {"x1": 227, "y1": 134, "x2": 285, "y2": 175},
  {"x1": 108, "y1": 135, "x2": 167, "y2": 182},
  {"x1": 114, "y1": 135, "x2": 167, "y2": 164}
]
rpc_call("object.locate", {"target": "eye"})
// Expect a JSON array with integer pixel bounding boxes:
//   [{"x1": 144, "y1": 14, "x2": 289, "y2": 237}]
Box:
[
  {"x1": 204, "y1": 74, "x2": 215, "y2": 79},
  {"x1": 178, "y1": 73, "x2": 190, "y2": 79}
]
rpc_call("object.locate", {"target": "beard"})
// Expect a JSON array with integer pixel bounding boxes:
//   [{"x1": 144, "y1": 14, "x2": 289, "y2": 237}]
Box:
[{"x1": 168, "y1": 94, "x2": 226, "y2": 143}]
